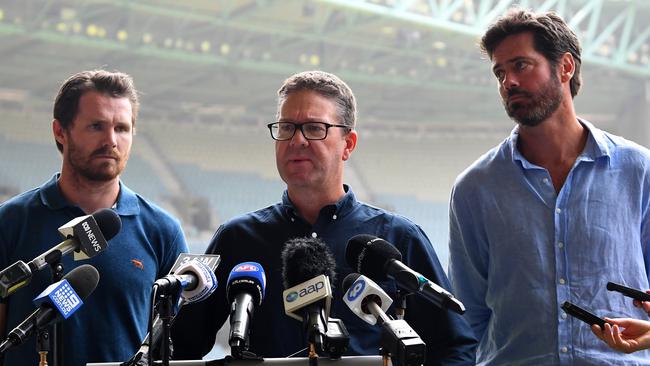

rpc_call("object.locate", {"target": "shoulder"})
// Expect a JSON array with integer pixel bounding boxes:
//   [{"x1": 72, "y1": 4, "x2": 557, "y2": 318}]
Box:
[
  {"x1": 353, "y1": 201, "x2": 431, "y2": 245},
  {"x1": 133, "y1": 193, "x2": 181, "y2": 226},
  {"x1": 219, "y1": 203, "x2": 282, "y2": 230},
  {"x1": 0, "y1": 186, "x2": 47, "y2": 224},
  {"x1": 453, "y1": 138, "x2": 511, "y2": 192},
  {"x1": 122, "y1": 192, "x2": 185, "y2": 245},
  {"x1": 600, "y1": 130, "x2": 650, "y2": 166}
]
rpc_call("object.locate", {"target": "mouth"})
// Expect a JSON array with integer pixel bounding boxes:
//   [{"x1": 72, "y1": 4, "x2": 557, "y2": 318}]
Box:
[
  {"x1": 288, "y1": 157, "x2": 310, "y2": 164},
  {"x1": 92, "y1": 154, "x2": 119, "y2": 161},
  {"x1": 508, "y1": 94, "x2": 528, "y2": 104}
]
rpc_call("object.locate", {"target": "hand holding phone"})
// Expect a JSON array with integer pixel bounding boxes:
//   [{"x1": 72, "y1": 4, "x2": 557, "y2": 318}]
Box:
[
  {"x1": 561, "y1": 301, "x2": 606, "y2": 328},
  {"x1": 606, "y1": 282, "x2": 650, "y2": 302}
]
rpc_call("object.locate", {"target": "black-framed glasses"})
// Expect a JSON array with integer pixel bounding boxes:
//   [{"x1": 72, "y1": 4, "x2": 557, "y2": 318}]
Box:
[{"x1": 267, "y1": 122, "x2": 351, "y2": 141}]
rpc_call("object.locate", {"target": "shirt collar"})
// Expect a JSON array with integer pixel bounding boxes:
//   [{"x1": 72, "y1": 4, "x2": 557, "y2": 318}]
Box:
[
  {"x1": 281, "y1": 184, "x2": 357, "y2": 220},
  {"x1": 509, "y1": 118, "x2": 611, "y2": 168},
  {"x1": 39, "y1": 173, "x2": 139, "y2": 215}
]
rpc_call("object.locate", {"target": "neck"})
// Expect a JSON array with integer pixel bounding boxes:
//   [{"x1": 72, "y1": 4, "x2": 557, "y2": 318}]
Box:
[
  {"x1": 517, "y1": 107, "x2": 584, "y2": 166},
  {"x1": 58, "y1": 167, "x2": 120, "y2": 214},
  {"x1": 517, "y1": 103, "x2": 587, "y2": 192},
  {"x1": 288, "y1": 184, "x2": 346, "y2": 225}
]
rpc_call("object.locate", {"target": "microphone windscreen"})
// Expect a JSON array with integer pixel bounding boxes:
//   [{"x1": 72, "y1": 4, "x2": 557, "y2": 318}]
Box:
[
  {"x1": 63, "y1": 264, "x2": 100, "y2": 300},
  {"x1": 227, "y1": 262, "x2": 266, "y2": 306},
  {"x1": 345, "y1": 234, "x2": 402, "y2": 281},
  {"x1": 281, "y1": 236, "x2": 336, "y2": 289},
  {"x1": 341, "y1": 273, "x2": 361, "y2": 293},
  {"x1": 92, "y1": 208, "x2": 122, "y2": 241}
]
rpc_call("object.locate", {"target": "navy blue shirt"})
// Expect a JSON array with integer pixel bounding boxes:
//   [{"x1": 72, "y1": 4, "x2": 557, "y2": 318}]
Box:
[
  {"x1": 172, "y1": 186, "x2": 476, "y2": 365},
  {"x1": 0, "y1": 174, "x2": 188, "y2": 366}
]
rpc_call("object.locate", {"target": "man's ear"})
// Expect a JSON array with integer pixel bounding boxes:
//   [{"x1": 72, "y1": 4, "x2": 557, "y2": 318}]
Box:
[
  {"x1": 52, "y1": 119, "x2": 66, "y2": 146},
  {"x1": 559, "y1": 52, "x2": 575, "y2": 83},
  {"x1": 342, "y1": 130, "x2": 357, "y2": 161}
]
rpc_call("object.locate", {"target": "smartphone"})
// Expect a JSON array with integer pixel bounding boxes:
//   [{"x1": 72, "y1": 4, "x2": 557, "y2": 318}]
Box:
[
  {"x1": 561, "y1": 301, "x2": 606, "y2": 328},
  {"x1": 606, "y1": 282, "x2": 650, "y2": 302}
]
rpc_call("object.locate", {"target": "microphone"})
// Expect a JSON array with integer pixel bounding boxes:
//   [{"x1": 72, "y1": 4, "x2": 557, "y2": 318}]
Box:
[
  {"x1": 0, "y1": 264, "x2": 100, "y2": 353},
  {"x1": 281, "y1": 236, "x2": 336, "y2": 353},
  {"x1": 153, "y1": 257, "x2": 218, "y2": 304},
  {"x1": 342, "y1": 273, "x2": 393, "y2": 325},
  {"x1": 342, "y1": 273, "x2": 426, "y2": 366},
  {"x1": 346, "y1": 234, "x2": 465, "y2": 314},
  {"x1": 227, "y1": 262, "x2": 266, "y2": 359},
  {"x1": 0, "y1": 209, "x2": 120, "y2": 298},
  {"x1": 124, "y1": 254, "x2": 220, "y2": 366}
]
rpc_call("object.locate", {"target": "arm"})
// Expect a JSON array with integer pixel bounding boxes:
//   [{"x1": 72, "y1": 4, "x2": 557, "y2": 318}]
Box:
[
  {"x1": 448, "y1": 186, "x2": 491, "y2": 342},
  {"x1": 400, "y1": 225, "x2": 477, "y2": 366},
  {"x1": 591, "y1": 318, "x2": 650, "y2": 353}
]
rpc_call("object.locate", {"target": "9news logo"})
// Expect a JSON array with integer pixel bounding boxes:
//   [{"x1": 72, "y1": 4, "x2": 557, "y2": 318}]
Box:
[{"x1": 346, "y1": 278, "x2": 366, "y2": 302}]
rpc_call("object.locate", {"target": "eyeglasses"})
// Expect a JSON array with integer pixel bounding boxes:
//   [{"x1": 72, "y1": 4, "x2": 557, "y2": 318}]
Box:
[{"x1": 267, "y1": 122, "x2": 351, "y2": 141}]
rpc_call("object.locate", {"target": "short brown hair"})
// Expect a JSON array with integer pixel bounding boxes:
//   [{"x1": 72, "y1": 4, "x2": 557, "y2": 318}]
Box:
[
  {"x1": 277, "y1": 70, "x2": 356, "y2": 129},
  {"x1": 480, "y1": 8, "x2": 582, "y2": 98},
  {"x1": 53, "y1": 70, "x2": 139, "y2": 152}
]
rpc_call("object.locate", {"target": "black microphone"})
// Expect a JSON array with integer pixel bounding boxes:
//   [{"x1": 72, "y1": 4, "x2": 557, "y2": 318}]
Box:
[
  {"x1": 346, "y1": 234, "x2": 465, "y2": 314},
  {"x1": 227, "y1": 262, "x2": 266, "y2": 359},
  {"x1": 281, "y1": 236, "x2": 336, "y2": 354},
  {"x1": 0, "y1": 209, "x2": 120, "y2": 298},
  {"x1": 0, "y1": 264, "x2": 100, "y2": 353}
]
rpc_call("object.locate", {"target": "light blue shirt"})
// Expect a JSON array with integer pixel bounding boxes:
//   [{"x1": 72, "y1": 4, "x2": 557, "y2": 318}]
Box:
[{"x1": 449, "y1": 120, "x2": 650, "y2": 365}]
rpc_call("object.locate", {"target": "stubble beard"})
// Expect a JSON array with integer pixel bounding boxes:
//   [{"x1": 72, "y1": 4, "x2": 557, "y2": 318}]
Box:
[{"x1": 504, "y1": 74, "x2": 563, "y2": 127}]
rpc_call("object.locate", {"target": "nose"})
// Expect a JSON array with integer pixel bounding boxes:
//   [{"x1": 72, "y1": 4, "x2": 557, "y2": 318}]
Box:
[
  {"x1": 289, "y1": 126, "x2": 309, "y2": 147},
  {"x1": 104, "y1": 128, "x2": 118, "y2": 148},
  {"x1": 501, "y1": 72, "x2": 519, "y2": 91}
]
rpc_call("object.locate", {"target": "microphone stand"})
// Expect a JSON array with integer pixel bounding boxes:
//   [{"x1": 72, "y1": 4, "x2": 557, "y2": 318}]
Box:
[
  {"x1": 36, "y1": 322, "x2": 50, "y2": 366},
  {"x1": 394, "y1": 289, "x2": 407, "y2": 320},
  {"x1": 46, "y1": 251, "x2": 65, "y2": 366},
  {"x1": 156, "y1": 293, "x2": 174, "y2": 366}
]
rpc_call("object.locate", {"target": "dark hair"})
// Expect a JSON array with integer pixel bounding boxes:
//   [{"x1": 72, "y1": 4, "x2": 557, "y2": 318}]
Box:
[
  {"x1": 53, "y1": 69, "x2": 139, "y2": 152},
  {"x1": 480, "y1": 8, "x2": 582, "y2": 98},
  {"x1": 277, "y1": 70, "x2": 356, "y2": 129}
]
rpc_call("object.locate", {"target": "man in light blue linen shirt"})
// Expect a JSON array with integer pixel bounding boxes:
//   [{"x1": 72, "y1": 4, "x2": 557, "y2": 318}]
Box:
[{"x1": 448, "y1": 8, "x2": 650, "y2": 366}]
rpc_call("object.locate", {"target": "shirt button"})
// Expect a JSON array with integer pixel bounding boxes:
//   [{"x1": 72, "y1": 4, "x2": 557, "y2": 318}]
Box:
[
  {"x1": 561, "y1": 313, "x2": 567, "y2": 319},
  {"x1": 561, "y1": 346, "x2": 568, "y2": 353},
  {"x1": 290, "y1": 217, "x2": 295, "y2": 222},
  {"x1": 559, "y1": 278, "x2": 566, "y2": 285},
  {"x1": 311, "y1": 232, "x2": 318, "y2": 238},
  {"x1": 558, "y1": 242, "x2": 564, "y2": 249},
  {"x1": 556, "y1": 208, "x2": 562, "y2": 214},
  {"x1": 332, "y1": 214, "x2": 337, "y2": 220},
  {"x1": 543, "y1": 178, "x2": 549, "y2": 184}
]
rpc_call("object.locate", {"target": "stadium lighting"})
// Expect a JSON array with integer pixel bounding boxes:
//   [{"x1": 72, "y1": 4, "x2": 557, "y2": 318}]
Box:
[
  {"x1": 117, "y1": 30, "x2": 128, "y2": 42},
  {"x1": 220, "y1": 43, "x2": 230, "y2": 55},
  {"x1": 56, "y1": 22, "x2": 67, "y2": 33},
  {"x1": 201, "y1": 41, "x2": 211, "y2": 53},
  {"x1": 86, "y1": 24, "x2": 98, "y2": 37}
]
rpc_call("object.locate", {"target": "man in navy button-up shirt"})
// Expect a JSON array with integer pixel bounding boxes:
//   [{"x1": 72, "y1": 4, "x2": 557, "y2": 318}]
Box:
[{"x1": 172, "y1": 70, "x2": 477, "y2": 365}]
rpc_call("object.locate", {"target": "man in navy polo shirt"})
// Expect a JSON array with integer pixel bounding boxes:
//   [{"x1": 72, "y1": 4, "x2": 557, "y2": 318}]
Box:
[{"x1": 0, "y1": 70, "x2": 187, "y2": 366}]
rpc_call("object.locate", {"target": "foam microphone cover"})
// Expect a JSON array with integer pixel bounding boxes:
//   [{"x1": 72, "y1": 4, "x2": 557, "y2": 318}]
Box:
[
  {"x1": 64, "y1": 264, "x2": 101, "y2": 300},
  {"x1": 341, "y1": 273, "x2": 361, "y2": 293},
  {"x1": 91, "y1": 208, "x2": 122, "y2": 241},
  {"x1": 345, "y1": 234, "x2": 402, "y2": 281},
  {"x1": 281, "y1": 236, "x2": 336, "y2": 289}
]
